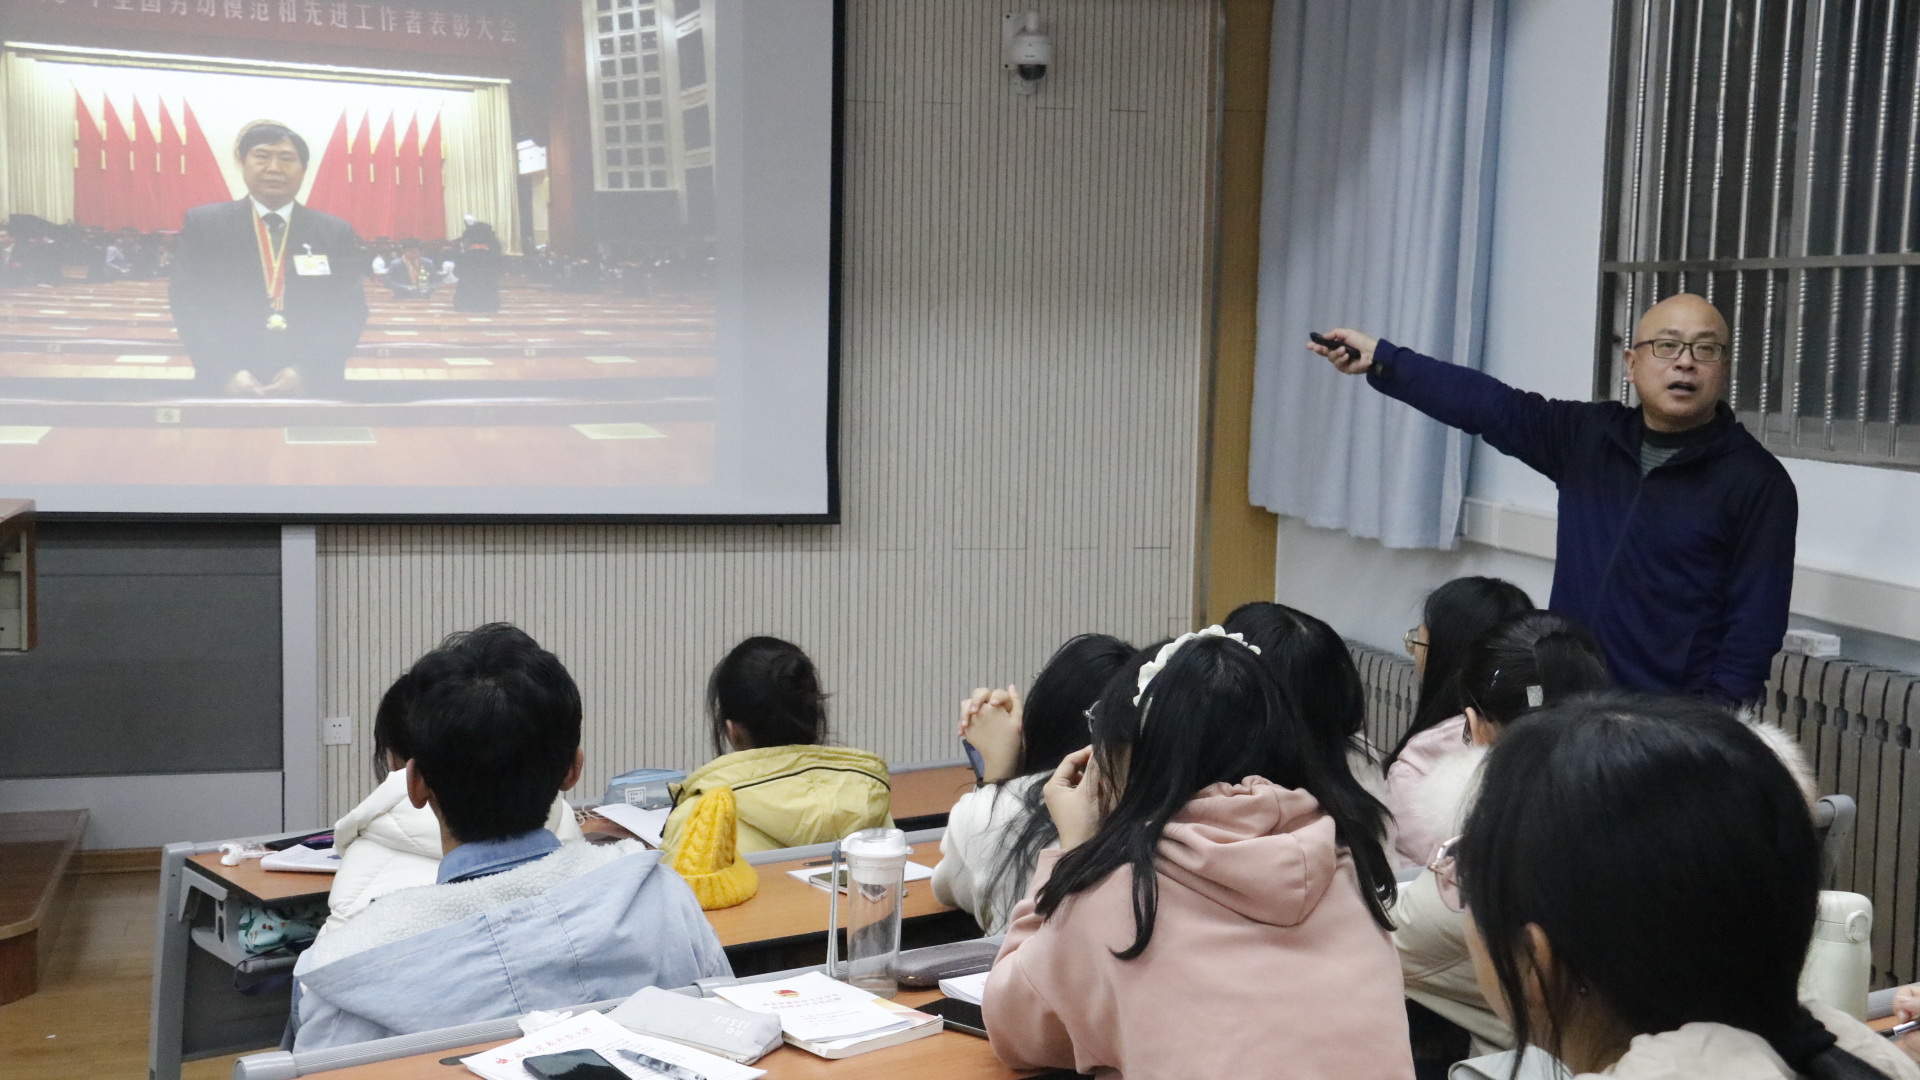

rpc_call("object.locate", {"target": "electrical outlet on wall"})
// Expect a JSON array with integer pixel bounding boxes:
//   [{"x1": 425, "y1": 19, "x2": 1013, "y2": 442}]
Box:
[{"x1": 322, "y1": 716, "x2": 354, "y2": 746}]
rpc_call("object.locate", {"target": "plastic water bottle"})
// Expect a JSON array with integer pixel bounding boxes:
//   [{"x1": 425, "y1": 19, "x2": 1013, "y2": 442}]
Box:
[{"x1": 830, "y1": 827, "x2": 910, "y2": 998}]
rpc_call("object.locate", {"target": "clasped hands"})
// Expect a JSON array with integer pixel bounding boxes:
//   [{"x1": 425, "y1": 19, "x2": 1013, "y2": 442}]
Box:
[
  {"x1": 226, "y1": 367, "x2": 307, "y2": 398},
  {"x1": 958, "y1": 685, "x2": 1103, "y2": 852}
]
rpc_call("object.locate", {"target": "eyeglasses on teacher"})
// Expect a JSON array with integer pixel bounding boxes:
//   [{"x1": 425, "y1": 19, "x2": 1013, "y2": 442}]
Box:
[{"x1": 1633, "y1": 338, "x2": 1727, "y2": 366}]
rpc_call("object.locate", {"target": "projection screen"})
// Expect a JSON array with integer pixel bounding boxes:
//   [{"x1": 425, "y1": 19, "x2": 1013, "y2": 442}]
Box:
[{"x1": 0, "y1": 0, "x2": 836, "y2": 518}]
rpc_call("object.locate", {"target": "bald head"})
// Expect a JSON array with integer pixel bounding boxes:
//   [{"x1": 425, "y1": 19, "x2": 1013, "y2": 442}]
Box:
[
  {"x1": 1633, "y1": 293, "x2": 1729, "y2": 345},
  {"x1": 1626, "y1": 293, "x2": 1730, "y2": 433}
]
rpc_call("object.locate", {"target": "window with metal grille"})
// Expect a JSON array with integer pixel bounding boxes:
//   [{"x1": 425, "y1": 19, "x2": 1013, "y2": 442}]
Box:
[
  {"x1": 586, "y1": 0, "x2": 673, "y2": 191},
  {"x1": 1598, "y1": 0, "x2": 1920, "y2": 467}
]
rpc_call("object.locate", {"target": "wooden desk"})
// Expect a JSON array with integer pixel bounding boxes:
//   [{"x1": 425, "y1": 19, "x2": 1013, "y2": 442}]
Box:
[
  {"x1": 154, "y1": 834, "x2": 320, "y2": 1080},
  {"x1": 0, "y1": 809, "x2": 86, "y2": 1003},
  {"x1": 890, "y1": 765, "x2": 974, "y2": 826},
  {"x1": 308, "y1": 989, "x2": 1035, "y2": 1080},
  {"x1": 185, "y1": 851, "x2": 333, "y2": 908},
  {"x1": 161, "y1": 833, "x2": 964, "y2": 1075},
  {"x1": 180, "y1": 838, "x2": 956, "y2": 950},
  {"x1": 708, "y1": 841, "x2": 950, "y2": 949}
]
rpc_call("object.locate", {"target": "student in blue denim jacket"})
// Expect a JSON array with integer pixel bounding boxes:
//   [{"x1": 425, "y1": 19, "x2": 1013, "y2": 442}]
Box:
[{"x1": 290, "y1": 624, "x2": 729, "y2": 1051}]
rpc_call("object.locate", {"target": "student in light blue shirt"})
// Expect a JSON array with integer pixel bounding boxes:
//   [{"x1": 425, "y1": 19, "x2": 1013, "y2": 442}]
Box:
[{"x1": 289, "y1": 624, "x2": 729, "y2": 1051}]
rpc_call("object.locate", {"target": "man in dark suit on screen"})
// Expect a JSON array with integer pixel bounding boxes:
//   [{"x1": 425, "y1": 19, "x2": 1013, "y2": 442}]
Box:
[{"x1": 170, "y1": 121, "x2": 368, "y2": 397}]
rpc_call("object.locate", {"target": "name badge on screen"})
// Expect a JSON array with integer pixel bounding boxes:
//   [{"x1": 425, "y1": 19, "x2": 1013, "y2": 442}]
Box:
[{"x1": 293, "y1": 254, "x2": 331, "y2": 276}]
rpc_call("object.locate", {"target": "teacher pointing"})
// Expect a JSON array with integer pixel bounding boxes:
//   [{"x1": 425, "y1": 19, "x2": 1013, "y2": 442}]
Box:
[{"x1": 1310, "y1": 294, "x2": 1797, "y2": 706}]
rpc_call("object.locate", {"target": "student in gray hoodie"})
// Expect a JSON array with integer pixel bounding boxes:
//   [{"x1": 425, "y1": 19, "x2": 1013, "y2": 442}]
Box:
[{"x1": 290, "y1": 624, "x2": 729, "y2": 1051}]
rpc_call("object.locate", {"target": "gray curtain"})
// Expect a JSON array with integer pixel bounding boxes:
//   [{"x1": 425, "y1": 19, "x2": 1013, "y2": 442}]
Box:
[{"x1": 1248, "y1": 0, "x2": 1506, "y2": 550}]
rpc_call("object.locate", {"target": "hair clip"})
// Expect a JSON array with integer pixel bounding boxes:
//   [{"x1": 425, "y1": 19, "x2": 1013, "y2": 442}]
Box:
[{"x1": 1133, "y1": 625, "x2": 1260, "y2": 707}]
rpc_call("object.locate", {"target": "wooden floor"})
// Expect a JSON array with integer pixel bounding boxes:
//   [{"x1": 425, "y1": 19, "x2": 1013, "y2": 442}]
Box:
[{"x1": 0, "y1": 872, "x2": 243, "y2": 1080}]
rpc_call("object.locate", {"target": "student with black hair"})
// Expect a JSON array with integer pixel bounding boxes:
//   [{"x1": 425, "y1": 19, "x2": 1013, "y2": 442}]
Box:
[
  {"x1": 932, "y1": 633, "x2": 1133, "y2": 934},
  {"x1": 1389, "y1": 612, "x2": 1611, "y2": 1059},
  {"x1": 291, "y1": 625, "x2": 729, "y2": 1050},
  {"x1": 1223, "y1": 601, "x2": 1393, "y2": 806},
  {"x1": 983, "y1": 629, "x2": 1412, "y2": 1080},
  {"x1": 316, "y1": 672, "x2": 585, "y2": 941},
  {"x1": 1452, "y1": 693, "x2": 1915, "y2": 1079},
  {"x1": 1401, "y1": 612, "x2": 1611, "y2": 848},
  {"x1": 661, "y1": 636, "x2": 891, "y2": 856},
  {"x1": 1383, "y1": 577, "x2": 1534, "y2": 867}
]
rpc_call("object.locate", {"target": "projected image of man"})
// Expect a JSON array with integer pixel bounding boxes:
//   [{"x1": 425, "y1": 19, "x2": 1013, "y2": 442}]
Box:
[{"x1": 170, "y1": 121, "x2": 368, "y2": 398}]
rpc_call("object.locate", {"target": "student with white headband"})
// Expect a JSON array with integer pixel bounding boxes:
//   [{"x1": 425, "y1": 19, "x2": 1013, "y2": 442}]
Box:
[{"x1": 983, "y1": 628, "x2": 1413, "y2": 1080}]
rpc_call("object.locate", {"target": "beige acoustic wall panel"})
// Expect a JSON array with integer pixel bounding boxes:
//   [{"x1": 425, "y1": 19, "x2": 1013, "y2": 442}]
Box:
[{"x1": 318, "y1": 0, "x2": 1215, "y2": 820}]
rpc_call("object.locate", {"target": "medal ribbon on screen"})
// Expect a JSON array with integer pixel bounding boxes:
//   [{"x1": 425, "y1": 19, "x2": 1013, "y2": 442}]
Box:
[{"x1": 255, "y1": 212, "x2": 290, "y2": 330}]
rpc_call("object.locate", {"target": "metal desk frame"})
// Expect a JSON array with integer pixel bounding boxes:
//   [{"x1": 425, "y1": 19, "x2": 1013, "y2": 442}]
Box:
[{"x1": 150, "y1": 829, "x2": 321, "y2": 1080}]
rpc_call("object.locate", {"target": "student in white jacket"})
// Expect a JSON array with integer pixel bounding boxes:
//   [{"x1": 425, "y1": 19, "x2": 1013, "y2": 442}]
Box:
[
  {"x1": 317, "y1": 673, "x2": 581, "y2": 941},
  {"x1": 1448, "y1": 692, "x2": 1914, "y2": 1080},
  {"x1": 933, "y1": 634, "x2": 1132, "y2": 935}
]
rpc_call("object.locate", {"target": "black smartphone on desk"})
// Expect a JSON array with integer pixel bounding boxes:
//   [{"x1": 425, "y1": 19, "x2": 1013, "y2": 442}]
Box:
[
  {"x1": 521, "y1": 1048, "x2": 627, "y2": 1079},
  {"x1": 922, "y1": 997, "x2": 988, "y2": 1038}
]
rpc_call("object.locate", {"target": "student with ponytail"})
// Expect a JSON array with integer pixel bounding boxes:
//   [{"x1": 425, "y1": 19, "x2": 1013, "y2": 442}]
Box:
[
  {"x1": 1391, "y1": 612, "x2": 1611, "y2": 1061},
  {"x1": 983, "y1": 629, "x2": 1412, "y2": 1080},
  {"x1": 1382, "y1": 577, "x2": 1534, "y2": 868},
  {"x1": 1399, "y1": 611, "x2": 1612, "y2": 858},
  {"x1": 1454, "y1": 693, "x2": 1916, "y2": 1080},
  {"x1": 661, "y1": 637, "x2": 891, "y2": 856}
]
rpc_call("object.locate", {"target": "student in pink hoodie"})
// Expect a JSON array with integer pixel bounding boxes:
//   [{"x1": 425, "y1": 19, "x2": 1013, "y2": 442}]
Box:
[{"x1": 983, "y1": 627, "x2": 1413, "y2": 1080}]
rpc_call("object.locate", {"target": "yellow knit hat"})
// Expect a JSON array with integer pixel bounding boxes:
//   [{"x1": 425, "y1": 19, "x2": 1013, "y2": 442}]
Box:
[{"x1": 667, "y1": 784, "x2": 759, "y2": 910}]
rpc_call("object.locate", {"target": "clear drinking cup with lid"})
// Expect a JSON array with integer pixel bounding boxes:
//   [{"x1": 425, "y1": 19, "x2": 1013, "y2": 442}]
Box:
[{"x1": 825, "y1": 826, "x2": 911, "y2": 998}]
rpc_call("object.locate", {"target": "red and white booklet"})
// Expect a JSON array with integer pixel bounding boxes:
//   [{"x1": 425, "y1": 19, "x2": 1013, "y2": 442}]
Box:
[{"x1": 711, "y1": 972, "x2": 943, "y2": 1059}]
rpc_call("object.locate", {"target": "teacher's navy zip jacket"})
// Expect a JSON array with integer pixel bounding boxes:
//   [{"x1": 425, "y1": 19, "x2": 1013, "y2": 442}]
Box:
[{"x1": 1365, "y1": 340, "x2": 1797, "y2": 705}]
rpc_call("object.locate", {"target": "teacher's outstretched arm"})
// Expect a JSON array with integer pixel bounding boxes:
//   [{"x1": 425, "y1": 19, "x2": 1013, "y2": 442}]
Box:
[{"x1": 1305, "y1": 328, "x2": 1589, "y2": 484}]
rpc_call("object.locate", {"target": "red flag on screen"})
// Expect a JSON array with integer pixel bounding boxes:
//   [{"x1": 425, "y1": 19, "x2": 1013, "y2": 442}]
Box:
[
  {"x1": 129, "y1": 100, "x2": 163, "y2": 232},
  {"x1": 99, "y1": 97, "x2": 132, "y2": 231},
  {"x1": 396, "y1": 112, "x2": 422, "y2": 240},
  {"x1": 179, "y1": 103, "x2": 234, "y2": 211},
  {"x1": 302, "y1": 112, "x2": 353, "y2": 223},
  {"x1": 73, "y1": 94, "x2": 106, "y2": 229},
  {"x1": 420, "y1": 112, "x2": 445, "y2": 241},
  {"x1": 369, "y1": 113, "x2": 398, "y2": 240},
  {"x1": 156, "y1": 100, "x2": 186, "y2": 231},
  {"x1": 349, "y1": 113, "x2": 374, "y2": 236}
]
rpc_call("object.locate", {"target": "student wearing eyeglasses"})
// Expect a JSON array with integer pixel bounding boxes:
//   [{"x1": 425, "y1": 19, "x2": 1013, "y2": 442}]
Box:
[{"x1": 1309, "y1": 294, "x2": 1796, "y2": 707}]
